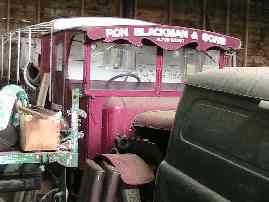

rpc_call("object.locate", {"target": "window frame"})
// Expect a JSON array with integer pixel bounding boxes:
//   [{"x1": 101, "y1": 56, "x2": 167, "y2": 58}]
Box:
[
  {"x1": 83, "y1": 40, "x2": 225, "y2": 97},
  {"x1": 177, "y1": 89, "x2": 269, "y2": 177}
]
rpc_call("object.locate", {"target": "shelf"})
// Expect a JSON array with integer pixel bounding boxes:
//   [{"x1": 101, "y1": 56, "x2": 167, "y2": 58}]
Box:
[{"x1": 0, "y1": 151, "x2": 78, "y2": 167}]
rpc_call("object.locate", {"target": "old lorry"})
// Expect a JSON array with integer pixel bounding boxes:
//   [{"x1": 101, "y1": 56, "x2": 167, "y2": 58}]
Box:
[{"x1": 0, "y1": 17, "x2": 241, "y2": 201}]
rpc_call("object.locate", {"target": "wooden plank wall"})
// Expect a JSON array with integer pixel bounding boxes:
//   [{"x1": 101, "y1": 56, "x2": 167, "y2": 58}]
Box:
[{"x1": 0, "y1": 0, "x2": 268, "y2": 66}]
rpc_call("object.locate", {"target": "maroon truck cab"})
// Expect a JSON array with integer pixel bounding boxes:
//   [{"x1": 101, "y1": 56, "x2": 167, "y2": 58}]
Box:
[{"x1": 38, "y1": 17, "x2": 241, "y2": 161}]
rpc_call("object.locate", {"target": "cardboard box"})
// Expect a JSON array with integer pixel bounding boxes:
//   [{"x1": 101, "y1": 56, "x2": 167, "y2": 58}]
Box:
[{"x1": 20, "y1": 112, "x2": 60, "y2": 151}]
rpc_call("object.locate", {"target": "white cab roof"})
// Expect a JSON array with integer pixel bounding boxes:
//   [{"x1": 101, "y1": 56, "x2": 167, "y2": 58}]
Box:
[{"x1": 52, "y1": 17, "x2": 156, "y2": 31}]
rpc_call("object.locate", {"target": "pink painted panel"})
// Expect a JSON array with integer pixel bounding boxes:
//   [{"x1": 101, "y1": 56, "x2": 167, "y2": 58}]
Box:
[{"x1": 86, "y1": 96, "x2": 180, "y2": 159}]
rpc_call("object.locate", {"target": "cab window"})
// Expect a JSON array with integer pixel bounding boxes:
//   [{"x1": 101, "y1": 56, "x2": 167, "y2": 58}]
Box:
[
  {"x1": 162, "y1": 48, "x2": 220, "y2": 90},
  {"x1": 90, "y1": 41, "x2": 157, "y2": 90},
  {"x1": 67, "y1": 33, "x2": 84, "y2": 80}
]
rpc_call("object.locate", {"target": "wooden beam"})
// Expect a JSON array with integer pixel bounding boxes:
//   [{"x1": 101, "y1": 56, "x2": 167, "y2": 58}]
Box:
[
  {"x1": 81, "y1": 0, "x2": 85, "y2": 16},
  {"x1": 226, "y1": 0, "x2": 231, "y2": 34},
  {"x1": 243, "y1": 0, "x2": 250, "y2": 67}
]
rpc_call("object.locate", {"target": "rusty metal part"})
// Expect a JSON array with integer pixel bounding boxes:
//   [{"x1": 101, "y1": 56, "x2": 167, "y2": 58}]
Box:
[
  {"x1": 101, "y1": 154, "x2": 154, "y2": 186},
  {"x1": 16, "y1": 103, "x2": 49, "y2": 119},
  {"x1": 120, "y1": 184, "x2": 141, "y2": 202},
  {"x1": 100, "y1": 161, "x2": 120, "y2": 202},
  {"x1": 133, "y1": 110, "x2": 176, "y2": 130},
  {"x1": 78, "y1": 159, "x2": 105, "y2": 202}
]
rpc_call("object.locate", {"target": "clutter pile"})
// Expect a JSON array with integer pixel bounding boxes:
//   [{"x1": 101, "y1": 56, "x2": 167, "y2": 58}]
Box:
[
  {"x1": 0, "y1": 84, "x2": 62, "y2": 152},
  {"x1": 0, "y1": 82, "x2": 81, "y2": 200}
]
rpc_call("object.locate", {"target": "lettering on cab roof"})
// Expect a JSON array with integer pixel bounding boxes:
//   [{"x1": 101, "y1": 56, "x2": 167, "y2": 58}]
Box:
[{"x1": 88, "y1": 25, "x2": 241, "y2": 51}]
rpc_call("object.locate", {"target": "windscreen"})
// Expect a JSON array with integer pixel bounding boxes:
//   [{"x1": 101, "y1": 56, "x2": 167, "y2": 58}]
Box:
[
  {"x1": 90, "y1": 41, "x2": 157, "y2": 90},
  {"x1": 162, "y1": 48, "x2": 220, "y2": 90}
]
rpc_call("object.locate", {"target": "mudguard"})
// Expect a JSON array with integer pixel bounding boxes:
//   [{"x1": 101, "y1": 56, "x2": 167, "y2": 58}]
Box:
[
  {"x1": 133, "y1": 110, "x2": 176, "y2": 130},
  {"x1": 101, "y1": 154, "x2": 154, "y2": 186}
]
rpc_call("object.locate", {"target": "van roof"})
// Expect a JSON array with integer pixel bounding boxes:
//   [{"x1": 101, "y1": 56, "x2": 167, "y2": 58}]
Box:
[{"x1": 187, "y1": 68, "x2": 269, "y2": 101}]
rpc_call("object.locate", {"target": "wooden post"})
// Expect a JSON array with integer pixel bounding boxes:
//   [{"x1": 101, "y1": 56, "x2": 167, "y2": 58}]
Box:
[
  {"x1": 16, "y1": 30, "x2": 21, "y2": 83},
  {"x1": 36, "y1": 0, "x2": 41, "y2": 23},
  {"x1": 134, "y1": 0, "x2": 137, "y2": 18},
  {"x1": 120, "y1": 0, "x2": 123, "y2": 17},
  {"x1": 243, "y1": 0, "x2": 250, "y2": 67},
  {"x1": 202, "y1": 0, "x2": 207, "y2": 30},
  {"x1": 81, "y1": 0, "x2": 85, "y2": 16},
  {"x1": 1, "y1": 36, "x2": 3, "y2": 79},
  {"x1": 6, "y1": 0, "x2": 10, "y2": 32},
  {"x1": 168, "y1": 0, "x2": 173, "y2": 25},
  {"x1": 121, "y1": 0, "x2": 136, "y2": 18},
  {"x1": 49, "y1": 26, "x2": 53, "y2": 102},
  {"x1": 226, "y1": 0, "x2": 231, "y2": 34},
  {"x1": 8, "y1": 32, "x2": 11, "y2": 82}
]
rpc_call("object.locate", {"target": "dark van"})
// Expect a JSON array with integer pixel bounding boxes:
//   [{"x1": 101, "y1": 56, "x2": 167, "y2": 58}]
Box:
[{"x1": 155, "y1": 68, "x2": 269, "y2": 202}]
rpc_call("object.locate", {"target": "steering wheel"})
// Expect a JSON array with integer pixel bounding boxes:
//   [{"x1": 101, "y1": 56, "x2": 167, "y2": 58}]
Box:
[{"x1": 105, "y1": 73, "x2": 141, "y2": 88}]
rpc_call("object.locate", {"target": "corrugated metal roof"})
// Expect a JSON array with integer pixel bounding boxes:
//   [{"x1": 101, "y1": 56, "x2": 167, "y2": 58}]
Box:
[{"x1": 187, "y1": 67, "x2": 269, "y2": 100}]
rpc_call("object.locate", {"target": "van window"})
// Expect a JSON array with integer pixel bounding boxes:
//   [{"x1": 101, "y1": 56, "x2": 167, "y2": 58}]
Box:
[{"x1": 182, "y1": 99, "x2": 269, "y2": 172}]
